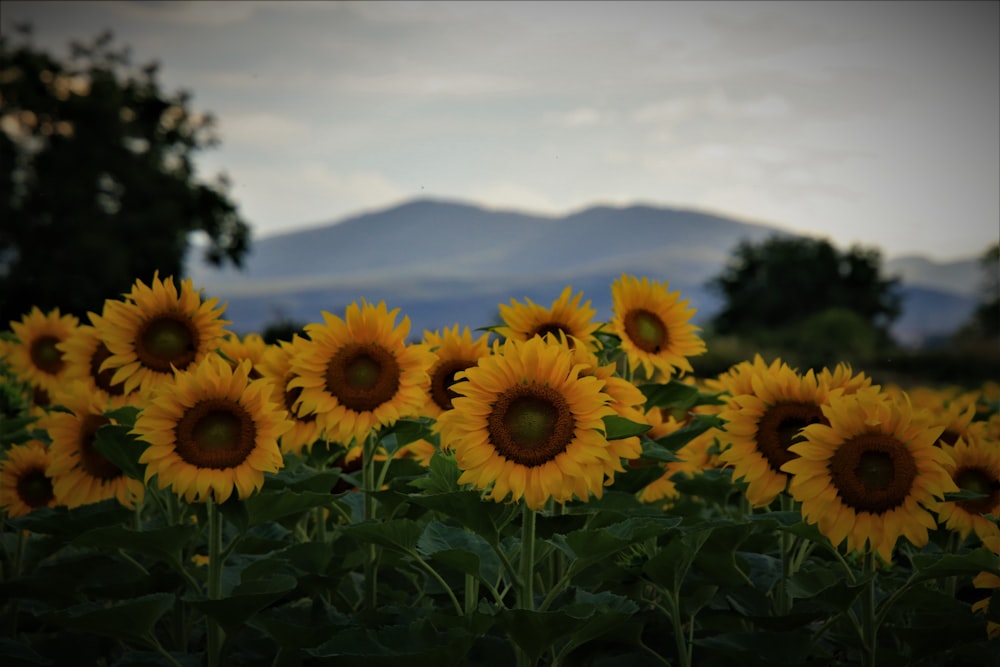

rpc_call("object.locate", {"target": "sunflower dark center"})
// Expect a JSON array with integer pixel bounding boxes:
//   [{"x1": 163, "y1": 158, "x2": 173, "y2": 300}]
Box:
[
  {"x1": 756, "y1": 401, "x2": 827, "y2": 471},
  {"x1": 32, "y1": 386, "x2": 50, "y2": 408},
  {"x1": 79, "y1": 414, "x2": 122, "y2": 480},
  {"x1": 16, "y1": 466, "x2": 54, "y2": 508},
  {"x1": 937, "y1": 429, "x2": 960, "y2": 447},
  {"x1": 531, "y1": 323, "x2": 574, "y2": 347},
  {"x1": 954, "y1": 466, "x2": 1000, "y2": 514},
  {"x1": 137, "y1": 315, "x2": 198, "y2": 372},
  {"x1": 829, "y1": 433, "x2": 918, "y2": 514},
  {"x1": 325, "y1": 343, "x2": 400, "y2": 412},
  {"x1": 174, "y1": 399, "x2": 257, "y2": 469},
  {"x1": 430, "y1": 359, "x2": 474, "y2": 411},
  {"x1": 488, "y1": 383, "x2": 576, "y2": 467},
  {"x1": 623, "y1": 309, "x2": 667, "y2": 353},
  {"x1": 90, "y1": 341, "x2": 126, "y2": 396},
  {"x1": 30, "y1": 335, "x2": 65, "y2": 375}
]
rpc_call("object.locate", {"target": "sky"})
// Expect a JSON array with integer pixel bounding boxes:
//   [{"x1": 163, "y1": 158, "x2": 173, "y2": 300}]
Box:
[{"x1": 2, "y1": 1, "x2": 998, "y2": 261}]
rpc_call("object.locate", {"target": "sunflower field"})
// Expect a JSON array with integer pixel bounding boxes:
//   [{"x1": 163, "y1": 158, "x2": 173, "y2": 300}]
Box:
[{"x1": 1, "y1": 273, "x2": 998, "y2": 667}]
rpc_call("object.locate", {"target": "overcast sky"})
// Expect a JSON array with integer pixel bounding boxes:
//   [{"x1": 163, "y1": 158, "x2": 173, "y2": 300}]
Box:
[{"x1": 3, "y1": 0, "x2": 998, "y2": 260}]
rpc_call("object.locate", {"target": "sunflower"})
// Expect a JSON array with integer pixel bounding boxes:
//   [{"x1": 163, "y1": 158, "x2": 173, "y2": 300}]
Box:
[
  {"x1": 57, "y1": 317, "x2": 132, "y2": 407},
  {"x1": 782, "y1": 387, "x2": 958, "y2": 562},
  {"x1": 0, "y1": 440, "x2": 57, "y2": 517},
  {"x1": 218, "y1": 332, "x2": 268, "y2": 379},
  {"x1": 46, "y1": 384, "x2": 144, "y2": 509},
  {"x1": 7, "y1": 306, "x2": 79, "y2": 395},
  {"x1": 931, "y1": 394, "x2": 979, "y2": 447},
  {"x1": 609, "y1": 274, "x2": 705, "y2": 381},
  {"x1": 256, "y1": 338, "x2": 323, "y2": 456},
  {"x1": 496, "y1": 286, "x2": 600, "y2": 352},
  {"x1": 972, "y1": 534, "x2": 1000, "y2": 640},
  {"x1": 100, "y1": 273, "x2": 230, "y2": 396},
  {"x1": 817, "y1": 362, "x2": 877, "y2": 396},
  {"x1": 134, "y1": 355, "x2": 289, "y2": 503},
  {"x1": 718, "y1": 362, "x2": 837, "y2": 507},
  {"x1": 288, "y1": 300, "x2": 435, "y2": 446},
  {"x1": 421, "y1": 325, "x2": 491, "y2": 419},
  {"x1": 437, "y1": 335, "x2": 619, "y2": 510},
  {"x1": 937, "y1": 427, "x2": 1000, "y2": 541}
]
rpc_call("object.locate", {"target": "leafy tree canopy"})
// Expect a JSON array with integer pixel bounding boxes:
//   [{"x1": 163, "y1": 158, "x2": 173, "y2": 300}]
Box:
[
  {"x1": 0, "y1": 26, "x2": 249, "y2": 324},
  {"x1": 954, "y1": 241, "x2": 999, "y2": 346},
  {"x1": 707, "y1": 235, "x2": 902, "y2": 348}
]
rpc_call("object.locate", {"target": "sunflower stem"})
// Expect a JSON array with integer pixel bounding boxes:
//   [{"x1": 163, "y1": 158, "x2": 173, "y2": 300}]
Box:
[
  {"x1": 362, "y1": 432, "x2": 379, "y2": 610},
  {"x1": 860, "y1": 550, "x2": 878, "y2": 667},
  {"x1": 464, "y1": 572, "x2": 479, "y2": 615},
  {"x1": 206, "y1": 496, "x2": 225, "y2": 667},
  {"x1": 514, "y1": 503, "x2": 538, "y2": 667},
  {"x1": 776, "y1": 493, "x2": 795, "y2": 616},
  {"x1": 518, "y1": 503, "x2": 536, "y2": 611}
]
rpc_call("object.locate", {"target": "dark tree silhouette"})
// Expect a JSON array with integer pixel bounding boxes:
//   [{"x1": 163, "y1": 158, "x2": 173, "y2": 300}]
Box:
[
  {"x1": 0, "y1": 26, "x2": 249, "y2": 324},
  {"x1": 707, "y1": 235, "x2": 902, "y2": 348},
  {"x1": 955, "y1": 241, "x2": 1000, "y2": 344}
]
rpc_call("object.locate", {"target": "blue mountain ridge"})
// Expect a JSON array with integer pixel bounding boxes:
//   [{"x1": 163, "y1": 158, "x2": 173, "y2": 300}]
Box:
[{"x1": 183, "y1": 198, "x2": 978, "y2": 346}]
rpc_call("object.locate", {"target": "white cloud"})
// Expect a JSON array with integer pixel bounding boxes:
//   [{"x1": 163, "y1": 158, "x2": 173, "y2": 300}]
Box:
[
  {"x1": 465, "y1": 182, "x2": 564, "y2": 216},
  {"x1": 543, "y1": 107, "x2": 602, "y2": 128},
  {"x1": 108, "y1": 0, "x2": 260, "y2": 27},
  {"x1": 215, "y1": 112, "x2": 309, "y2": 148},
  {"x1": 222, "y1": 163, "x2": 410, "y2": 235}
]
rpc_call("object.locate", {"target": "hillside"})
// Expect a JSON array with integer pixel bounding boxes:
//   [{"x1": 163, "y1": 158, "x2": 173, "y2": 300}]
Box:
[{"x1": 184, "y1": 198, "x2": 978, "y2": 345}]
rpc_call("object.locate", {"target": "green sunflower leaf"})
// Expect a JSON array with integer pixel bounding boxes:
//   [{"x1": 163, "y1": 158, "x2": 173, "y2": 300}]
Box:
[
  {"x1": 243, "y1": 489, "x2": 335, "y2": 527},
  {"x1": 417, "y1": 519, "x2": 501, "y2": 583},
  {"x1": 549, "y1": 516, "x2": 680, "y2": 576},
  {"x1": 639, "y1": 380, "x2": 701, "y2": 408},
  {"x1": 306, "y1": 622, "x2": 476, "y2": 664},
  {"x1": 407, "y1": 452, "x2": 462, "y2": 494},
  {"x1": 408, "y1": 490, "x2": 511, "y2": 546},
  {"x1": 602, "y1": 415, "x2": 650, "y2": 440},
  {"x1": 40, "y1": 592, "x2": 175, "y2": 644},
  {"x1": 908, "y1": 546, "x2": 1000, "y2": 583},
  {"x1": 342, "y1": 518, "x2": 423, "y2": 553},
  {"x1": 942, "y1": 489, "x2": 990, "y2": 502},
  {"x1": 93, "y1": 422, "x2": 149, "y2": 481},
  {"x1": 653, "y1": 414, "x2": 723, "y2": 451},
  {"x1": 187, "y1": 573, "x2": 298, "y2": 630},
  {"x1": 639, "y1": 380, "x2": 724, "y2": 410},
  {"x1": 643, "y1": 524, "x2": 715, "y2": 592},
  {"x1": 72, "y1": 524, "x2": 198, "y2": 573},
  {"x1": 7, "y1": 499, "x2": 133, "y2": 538},
  {"x1": 104, "y1": 404, "x2": 141, "y2": 427},
  {"x1": 264, "y1": 466, "x2": 342, "y2": 493},
  {"x1": 694, "y1": 629, "x2": 813, "y2": 666}
]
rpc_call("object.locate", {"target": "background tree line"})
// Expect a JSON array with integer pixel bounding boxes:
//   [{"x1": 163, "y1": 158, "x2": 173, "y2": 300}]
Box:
[{"x1": 0, "y1": 26, "x2": 249, "y2": 324}]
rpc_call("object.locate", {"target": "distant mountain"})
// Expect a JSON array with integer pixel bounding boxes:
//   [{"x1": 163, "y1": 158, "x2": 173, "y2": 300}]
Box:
[
  {"x1": 884, "y1": 255, "x2": 980, "y2": 296},
  {"x1": 184, "y1": 198, "x2": 978, "y2": 346}
]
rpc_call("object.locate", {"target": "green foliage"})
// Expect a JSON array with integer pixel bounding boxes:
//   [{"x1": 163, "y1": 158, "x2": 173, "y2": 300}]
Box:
[
  {"x1": 0, "y1": 26, "x2": 249, "y2": 323},
  {"x1": 953, "y1": 242, "x2": 1000, "y2": 350},
  {"x1": 708, "y1": 235, "x2": 901, "y2": 348}
]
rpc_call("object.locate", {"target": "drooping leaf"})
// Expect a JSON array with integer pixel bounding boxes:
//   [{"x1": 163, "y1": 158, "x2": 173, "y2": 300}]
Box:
[
  {"x1": 7, "y1": 499, "x2": 132, "y2": 538},
  {"x1": 93, "y1": 422, "x2": 149, "y2": 481},
  {"x1": 341, "y1": 519, "x2": 423, "y2": 553},
  {"x1": 72, "y1": 524, "x2": 198, "y2": 572},
  {"x1": 408, "y1": 490, "x2": 513, "y2": 546},
  {"x1": 41, "y1": 592, "x2": 175, "y2": 643},
  {"x1": 187, "y1": 574, "x2": 298, "y2": 630},
  {"x1": 244, "y1": 488, "x2": 335, "y2": 527},
  {"x1": 417, "y1": 520, "x2": 501, "y2": 583},
  {"x1": 602, "y1": 415, "x2": 650, "y2": 440}
]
